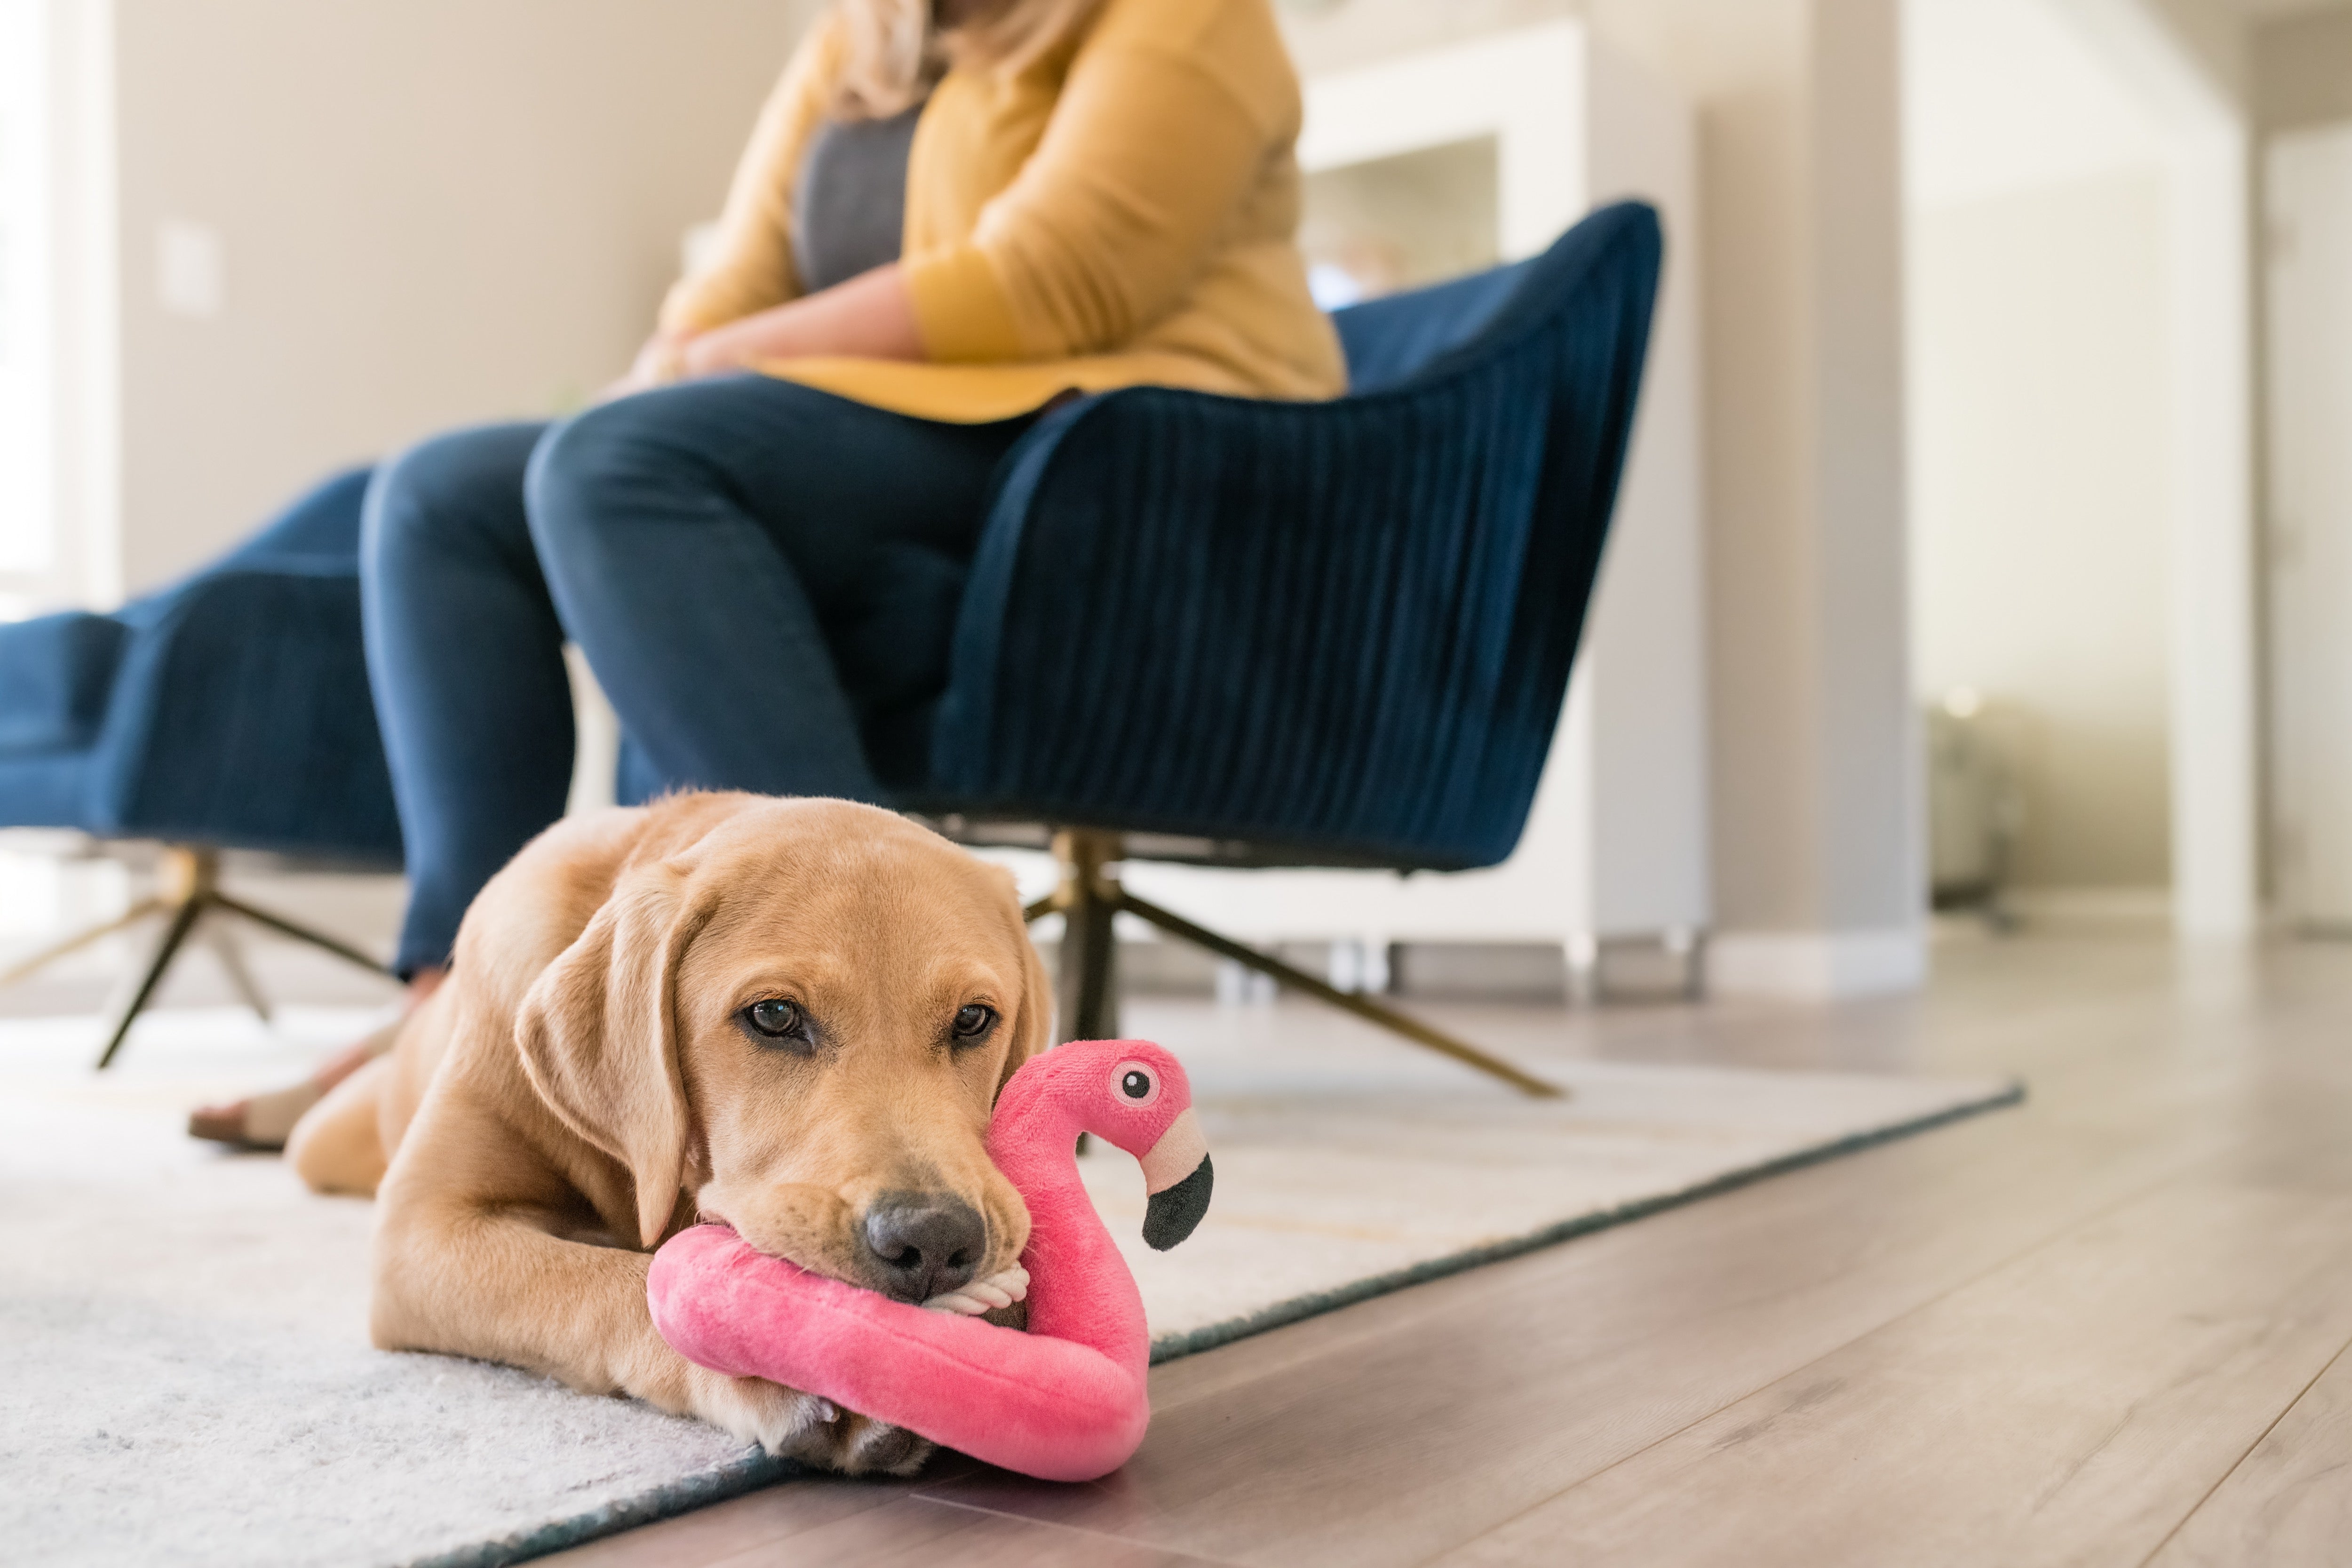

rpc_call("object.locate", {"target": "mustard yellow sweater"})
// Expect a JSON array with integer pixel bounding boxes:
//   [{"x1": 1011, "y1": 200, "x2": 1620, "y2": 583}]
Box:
[{"x1": 658, "y1": 0, "x2": 1346, "y2": 422}]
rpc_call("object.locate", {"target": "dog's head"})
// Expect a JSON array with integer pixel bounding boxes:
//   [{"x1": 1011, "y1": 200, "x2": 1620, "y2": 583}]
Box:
[{"x1": 514, "y1": 795, "x2": 1047, "y2": 1302}]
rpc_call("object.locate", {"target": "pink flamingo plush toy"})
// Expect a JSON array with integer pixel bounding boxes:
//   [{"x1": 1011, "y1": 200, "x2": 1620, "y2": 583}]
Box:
[{"x1": 647, "y1": 1039, "x2": 1212, "y2": 1482}]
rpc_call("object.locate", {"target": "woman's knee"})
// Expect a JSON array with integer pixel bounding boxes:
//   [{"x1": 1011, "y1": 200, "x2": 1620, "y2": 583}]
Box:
[
  {"x1": 523, "y1": 397, "x2": 677, "y2": 557},
  {"x1": 361, "y1": 422, "x2": 542, "y2": 572}
]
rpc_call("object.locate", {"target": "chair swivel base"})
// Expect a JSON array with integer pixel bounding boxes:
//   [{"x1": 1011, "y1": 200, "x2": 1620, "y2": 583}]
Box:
[
  {"x1": 1025, "y1": 830, "x2": 1564, "y2": 1100},
  {"x1": 0, "y1": 845, "x2": 396, "y2": 1069}
]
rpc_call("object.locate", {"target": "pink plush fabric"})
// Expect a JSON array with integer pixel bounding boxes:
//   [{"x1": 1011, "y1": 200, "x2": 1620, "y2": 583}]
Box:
[{"x1": 647, "y1": 1040, "x2": 1199, "y2": 1482}]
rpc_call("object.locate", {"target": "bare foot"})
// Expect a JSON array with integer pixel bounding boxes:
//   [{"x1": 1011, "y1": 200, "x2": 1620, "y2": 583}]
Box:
[{"x1": 189, "y1": 966, "x2": 445, "y2": 1148}]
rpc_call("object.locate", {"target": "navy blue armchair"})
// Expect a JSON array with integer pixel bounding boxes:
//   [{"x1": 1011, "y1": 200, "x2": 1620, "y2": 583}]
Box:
[
  {"x1": 0, "y1": 469, "x2": 400, "y2": 1065},
  {"x1": 918, "y1": 201, "x2": 1664, "y2": 1096}
]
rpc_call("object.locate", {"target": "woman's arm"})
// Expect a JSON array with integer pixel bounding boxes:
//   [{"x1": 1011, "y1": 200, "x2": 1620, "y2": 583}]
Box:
[
  {"x1": 678, "y1": 262, "x2": 925, "y2": 376},
  {"x1": 626, "y1": 0, "x2": 1294, "y2": 391},
  {"x1": 902, "y1": 0, "x2": 1295, "y2": 364}
]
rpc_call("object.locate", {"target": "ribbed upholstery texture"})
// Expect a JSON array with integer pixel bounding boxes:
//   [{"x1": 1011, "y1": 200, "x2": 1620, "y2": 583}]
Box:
[
  {"x1": 927, "y1": 201, "x2": 1662, "y2": 870},
  {"x1": 0, "y1": 615, "x2": 132, "y2": 755},
  {"x1": 0, "y1": 468, "x2": 403, "y2": 863}
]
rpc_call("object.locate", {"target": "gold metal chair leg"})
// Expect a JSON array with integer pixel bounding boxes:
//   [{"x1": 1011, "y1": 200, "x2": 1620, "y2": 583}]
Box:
[
  {"x1": 1049, "y1": 830, "x2": 1121, "y2": 1045},
  {"x1": 204, "y1": 924, "x2": 274, "y2": 1026},
  {"x1": 211, "y1": 892, "x2": 395, "y2": 978},
  {"x1": 95, "y1": 894, "x2": 204, "y2": 1069},
  {"x1": 1117, "y1": 888, "x2": 1564, "y2": 1099},
  {"x1": 1017, "y1": 829, "x2": 1562, "y2": 1098},
  {"x1": 37, "y1": 845, "x2": 395, "y2": 1069},
  {"x1": 0, "y1": 896, "x2": 167, "y2": 987}
]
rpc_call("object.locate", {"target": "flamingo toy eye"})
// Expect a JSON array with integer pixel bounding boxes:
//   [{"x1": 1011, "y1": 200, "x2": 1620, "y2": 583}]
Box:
[{"x1": 1112, "y1": 1060, "x2": 1160, "y2": 1106}]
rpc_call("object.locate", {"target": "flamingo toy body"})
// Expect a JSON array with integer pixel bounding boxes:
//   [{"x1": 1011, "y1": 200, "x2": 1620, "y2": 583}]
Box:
[{"x1": 647, "y1": 1040, "x2": 1213, "y2": 1482}]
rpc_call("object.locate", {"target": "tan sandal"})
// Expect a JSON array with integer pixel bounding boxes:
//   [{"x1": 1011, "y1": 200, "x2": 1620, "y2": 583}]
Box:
[
  {"x1": 187, "y1": 1019, "x2": 404, "y2": 1151},
  {"x1": 188, "y1": 1079, "x2": 325, "y2": 1151}
]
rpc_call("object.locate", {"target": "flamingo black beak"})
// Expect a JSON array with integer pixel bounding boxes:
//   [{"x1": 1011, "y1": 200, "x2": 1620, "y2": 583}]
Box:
[{"x1": 1138, "y1": 1108, "x2": 1213, "y2": 1251}]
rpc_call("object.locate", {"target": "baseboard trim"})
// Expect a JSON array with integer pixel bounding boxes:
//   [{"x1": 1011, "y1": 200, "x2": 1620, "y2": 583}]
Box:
[
  {"x1": 2002, "y1": 885, "x2": 2171, "y2": 929},
  {"x1": 1707, "y1": 926, "x2": 1926, "y2": 999}
]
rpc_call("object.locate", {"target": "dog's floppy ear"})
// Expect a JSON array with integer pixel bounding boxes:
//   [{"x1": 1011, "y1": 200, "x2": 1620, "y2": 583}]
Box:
[{"x1": 515, "y1": 859, "x2": 704, "y2": 1249}]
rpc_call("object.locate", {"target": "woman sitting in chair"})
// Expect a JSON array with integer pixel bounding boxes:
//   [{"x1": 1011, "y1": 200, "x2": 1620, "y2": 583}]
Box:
[{"x1": 192, "y1": 0, "x2": 1343, "y2": 1145}]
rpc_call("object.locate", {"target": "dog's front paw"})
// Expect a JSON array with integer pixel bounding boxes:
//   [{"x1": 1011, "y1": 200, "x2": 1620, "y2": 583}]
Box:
[
  {"x1": 784, "y1": 1410, "x2": 937, "y2": 1477},
  {"x1": 683, "y1": 1364, "x2": 834, "y2": 1453},
  {"x1": 683, "y1": 1365, "x2": 934, "y2": 1476}
]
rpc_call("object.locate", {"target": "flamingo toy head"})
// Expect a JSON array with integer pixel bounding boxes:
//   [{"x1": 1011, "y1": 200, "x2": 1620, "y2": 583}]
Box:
[{"x1": 990, "y1": 1039, "x2": 1213, "y2": 1251}]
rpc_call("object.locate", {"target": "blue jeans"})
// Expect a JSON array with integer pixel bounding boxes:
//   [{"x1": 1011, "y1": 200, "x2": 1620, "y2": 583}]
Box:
[{"x1": 359, "y1": 375, "x2": 1030, "y2": 976}]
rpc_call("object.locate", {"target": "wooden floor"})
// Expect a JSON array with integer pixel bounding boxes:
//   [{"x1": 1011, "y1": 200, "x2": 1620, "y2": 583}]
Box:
[{"x1": 552, "y1": 931, "x2": 2352, "y2": 1568}]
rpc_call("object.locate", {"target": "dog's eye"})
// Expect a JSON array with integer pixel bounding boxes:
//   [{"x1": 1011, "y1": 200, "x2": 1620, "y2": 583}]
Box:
[
  {"x1": 742, "y1": 998, "x2": 808, "y2": 1044},
  {"x1": 951, "y1": 1003, "x2": 997, "y2": 1042}
]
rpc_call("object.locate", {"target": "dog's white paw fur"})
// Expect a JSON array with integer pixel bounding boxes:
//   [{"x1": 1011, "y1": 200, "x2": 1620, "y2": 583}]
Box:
[
  {"x1": 685, "y1": 1365, "x2": 833, "y2": 1451},
  {"x1": 685, "y1": 1365, "x2": 934, "y2": 1476}
]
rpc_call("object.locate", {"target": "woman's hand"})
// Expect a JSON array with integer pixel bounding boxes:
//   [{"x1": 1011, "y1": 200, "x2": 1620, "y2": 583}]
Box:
[
  {"x1": 602, "y1": 330, "x2": 695, "y2": 402},
  {"x1": 680, "y1": 264, "x2": 926, "y2": 377},
  {"x1": 604, "y1": 267, "x2": 925, "y2": 402}
]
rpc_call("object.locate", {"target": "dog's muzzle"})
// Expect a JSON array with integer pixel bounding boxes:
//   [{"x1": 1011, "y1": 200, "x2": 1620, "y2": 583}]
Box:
[{"x1": 1137, "y1": 1108, "x2": 1212, "y2": 1251}]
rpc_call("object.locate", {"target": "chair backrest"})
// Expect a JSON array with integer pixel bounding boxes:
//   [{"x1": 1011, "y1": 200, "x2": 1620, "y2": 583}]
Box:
[
  {"x1": 1322, "y1": 202, "x2": 1666, "y2": 867},
  {"x1": 111, "y1": 465, "x2": 374, "y2": 634},
  {"x1": 1328, "y1": 259, "x2": 1536, "y2": 395},
  {"x1": 933, "y1": 201, "x2": 1664, "y2": 871},
  {"x1": 1329, "y1": 204, "x2": 1661, "y2": 404}
]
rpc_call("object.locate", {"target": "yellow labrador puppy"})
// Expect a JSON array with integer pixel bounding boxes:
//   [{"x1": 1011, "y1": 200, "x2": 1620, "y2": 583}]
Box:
[{"x1": 285, "y1": 791, "x2": 1048, "y2": 1474}]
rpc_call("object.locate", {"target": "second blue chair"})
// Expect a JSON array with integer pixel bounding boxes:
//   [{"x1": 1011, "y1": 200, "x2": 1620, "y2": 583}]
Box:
[{"x1": 0, "y1": 471, "x2": 401, "y2": 1065}]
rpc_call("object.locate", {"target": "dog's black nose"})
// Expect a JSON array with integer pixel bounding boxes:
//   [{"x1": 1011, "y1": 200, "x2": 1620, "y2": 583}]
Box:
[{"x1": 860, "y1": 1194, "x2": 985, "y2": 1303}]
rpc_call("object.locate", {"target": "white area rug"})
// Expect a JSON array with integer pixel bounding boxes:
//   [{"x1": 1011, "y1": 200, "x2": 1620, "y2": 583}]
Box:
[{"x1": 0, "y1": 1006, "x2": 2016, "y2": 1568}]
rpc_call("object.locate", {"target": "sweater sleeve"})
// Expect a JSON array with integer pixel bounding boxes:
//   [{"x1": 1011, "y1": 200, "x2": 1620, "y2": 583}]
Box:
[
  {"x1": 659, "y1": 15, "x2": 847, "y2": 336},
  {"x1": 904, "y1": 0, "x2": 1292, "y2": 364}
]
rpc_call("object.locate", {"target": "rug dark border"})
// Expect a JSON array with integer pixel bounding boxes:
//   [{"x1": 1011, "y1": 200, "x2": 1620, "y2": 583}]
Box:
[{"x1": 409, "y1": 1076, "x2": 2024, "y2": 1568}]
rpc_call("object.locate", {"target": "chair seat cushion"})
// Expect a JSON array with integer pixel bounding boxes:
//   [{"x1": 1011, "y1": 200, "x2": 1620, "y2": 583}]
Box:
[
  {"x1": 0, "y1": 749, "x2": 95, "y2": 829},
  {"x1": 0, "y1": 613, "x2": 132, "y2": 756}
]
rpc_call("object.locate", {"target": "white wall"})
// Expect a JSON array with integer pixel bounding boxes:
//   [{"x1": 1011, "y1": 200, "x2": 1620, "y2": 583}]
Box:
[
  {"x1": 110, "y1": 0, "x2": 820, "y2": 596},
  {"x1": 1, "y1": 0, "x2": 828, "y2": 965}
]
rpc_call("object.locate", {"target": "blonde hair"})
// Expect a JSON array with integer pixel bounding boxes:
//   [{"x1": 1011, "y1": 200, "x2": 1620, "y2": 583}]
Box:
[{"x1": 833, "y1": 0, "x2": 1105, "y2": 118}]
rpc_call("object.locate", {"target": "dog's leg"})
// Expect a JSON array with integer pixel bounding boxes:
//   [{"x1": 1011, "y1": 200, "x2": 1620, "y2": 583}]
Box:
[
  {"x1": 372, "y1": 1111, "x2": 931, "y2": 1474},
  {"x1": 286, "y1": 1056, "x2": 392, "y2": 1196}
]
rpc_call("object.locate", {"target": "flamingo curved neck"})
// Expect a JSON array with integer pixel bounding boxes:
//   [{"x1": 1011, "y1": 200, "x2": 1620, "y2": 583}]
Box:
[{"x1": 987, "y1": 1095, "x2": 1148, "y2": 1361}]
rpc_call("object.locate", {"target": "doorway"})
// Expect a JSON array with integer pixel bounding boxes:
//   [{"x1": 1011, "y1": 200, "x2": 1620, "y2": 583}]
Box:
[
  {"x1": 2266, "y1": 120, "x2": 2352, "y2": 931},
  {"x1": 1905, "y1": 0, "x2": 2175, "y2": 929},
  {"x1": 1905, "y1": 0, "x2": 2260, "y2": 938}
]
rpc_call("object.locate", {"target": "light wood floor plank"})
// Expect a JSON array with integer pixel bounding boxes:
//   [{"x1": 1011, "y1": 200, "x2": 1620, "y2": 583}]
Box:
[
  {"x1": 541, "y1": 1472, "x2": 939, "y2": 1567},
  {"x1": 551, "y1": 939, "x2": 2352, "y2": 1568},
  {"x1": 2146, "y1": 1334, "x2": 2352, "y2": 1567},
  {"x1": 912, "y1": 1086, "x2": 2231, "y2": 1566},
  {"x1": 794, "y1": 1497, "x2": 1242, "y2": 1567},
  {"x1": 1437, "y1": 1178, "x2": 2352, "y2": 1568},
  {"x1": 692, "y1": 1492, "x2": 975, "y2": 1566}
]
